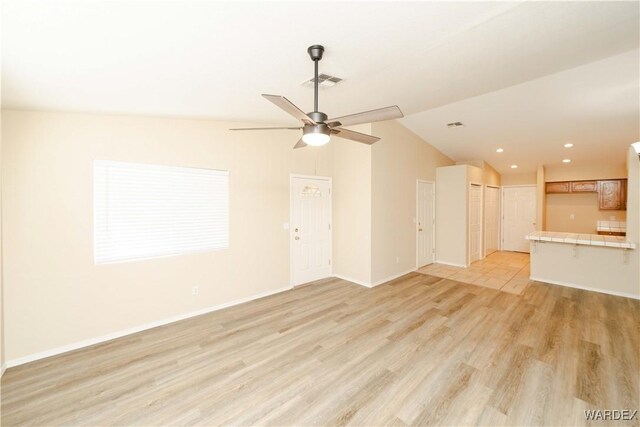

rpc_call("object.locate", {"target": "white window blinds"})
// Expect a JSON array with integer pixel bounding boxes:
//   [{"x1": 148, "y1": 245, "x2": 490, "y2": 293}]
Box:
[{"x1": 94, "y1": 160, "x2": 229, "y2": 264}]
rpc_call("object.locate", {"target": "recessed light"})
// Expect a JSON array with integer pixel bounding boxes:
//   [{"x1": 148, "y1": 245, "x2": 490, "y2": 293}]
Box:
[
  {"x1": 562, "y1": 159, "x2": 571, "y2": 163},
  {"x1": 510, "y1": 165, "x2": 518, "y2": 169},
  {"x1": 496, "y1": 148, "x2": 504, "y2": 153},
  {"x1": 564, "y1": 143, "x2": 574, "y2": 148}
]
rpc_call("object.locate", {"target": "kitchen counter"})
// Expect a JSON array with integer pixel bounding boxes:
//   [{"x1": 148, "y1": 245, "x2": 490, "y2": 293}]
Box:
[
  {"x1": 596, "y1": 220, "x2": 626, "y2": 235},
  {"x1": 526, "y1": 231, "x2": 635, "y2": 249},
  {"x1": 527, "y1": 231, "x2": 638, "y2": 299}
]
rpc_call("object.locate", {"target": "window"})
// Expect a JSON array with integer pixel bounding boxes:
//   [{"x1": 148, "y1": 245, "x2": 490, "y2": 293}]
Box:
[{"x1": 94, "y1": 160, "x2": 229, "y2": 264}]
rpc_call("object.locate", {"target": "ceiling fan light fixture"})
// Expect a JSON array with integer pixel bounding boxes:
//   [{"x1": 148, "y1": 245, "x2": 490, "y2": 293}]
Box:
[{"x1": 302, "y1": 124, "x2": 331, "y2": 146}]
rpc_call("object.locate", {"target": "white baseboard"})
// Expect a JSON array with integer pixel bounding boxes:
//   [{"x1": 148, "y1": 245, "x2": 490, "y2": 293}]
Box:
[
  {"x1": 434, "y1": 260, "x2": 468, "y2": 268},
  {"x1": 5, "y1": 285, "x2": 293, "y2": 369},
  {"x1": 370, "y1": 269, "x2": 416, "y2": 287},
  {"x1": 335, "y1": 268, "x2": 416, "y2": 288},
  {"x1": 334, "y1": 274, "x2": 372, "y2": 288},
  {"x1": 530, "y1": 276, "x2": 640, "y2": 300}
]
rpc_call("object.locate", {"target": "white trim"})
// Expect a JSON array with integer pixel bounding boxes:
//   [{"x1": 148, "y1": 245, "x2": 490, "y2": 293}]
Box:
[
  {"x1": 468, "y1": 182, "x2": 484, "y2": 264},
  {"x1": 335, "y1": 268, "x2": 416, "y2": 289},
  {"x1": 484, "y1": 185, "x2": 501, "y2": 256},
  {"x1": 434, "y1": 260, "x2": 468, "y2": 268},
  {"x1": 5, "y1": 286, "x2": 292, "y2": 369},
  {"x1": 1, "y1": 363, "x2": 6, "y2": 377},
  {"x1": 415, "y1": 180, "x2": 436, "y2": 270},
  {"x1": 334, "y1": 274, "x2": 372, "y2": 288},
  {"x1": 530, "y1": 276, "x2": 640, "y2": 300},
  {"x1": 289, "y1": 174, "x2": 333, "y2": 287},
  {"x1": 370, "y1": 269, "x2": 417, "y2": 287}
]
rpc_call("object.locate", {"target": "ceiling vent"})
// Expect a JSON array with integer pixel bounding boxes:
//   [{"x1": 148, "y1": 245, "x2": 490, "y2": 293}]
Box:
[
  {"x1": 301, "y1": 73, "x2": 343, "y2": 88},
  {"x1": 447, "y1": 121, "x2": 465, "y2": 129}
]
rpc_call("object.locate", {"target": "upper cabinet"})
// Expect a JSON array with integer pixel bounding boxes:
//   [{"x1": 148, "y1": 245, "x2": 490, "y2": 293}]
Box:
[
  {"x1": 546, "y1": 181, "x2": 571, "y2": 193},
  {"x1": 546, "y1": 179, "x2": 627, "y2": 210},
  {"x1": 598, "y1": 180, "x2": 626, "y2": 210},
  {"x1": 571, "y1": 180, "x2": 598, "y2": 192}
]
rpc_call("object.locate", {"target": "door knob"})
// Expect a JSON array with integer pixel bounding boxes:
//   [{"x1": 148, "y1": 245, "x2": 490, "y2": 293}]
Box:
[
  {"x1": 294, "y1": 228, "x2": 299, "y2": 232},
  {"x1": 295, "y1": 236, "x2": 300, "y2": 240},
  {"x1": 418, "y1": 228, "x2": 423, "y2": 231}
]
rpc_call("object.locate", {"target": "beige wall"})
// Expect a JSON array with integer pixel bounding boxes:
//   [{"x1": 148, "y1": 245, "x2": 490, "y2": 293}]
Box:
[
  {"x1": 545, "y1": 163, "x2": 627, "y2": 182},
  {"x1": 544, "y1": 162, "x2": 628, "y2": 234},
  {"x1": 435, "y1": 165, "x2": 468, "y2": 267},
  {"x1": 332, "y1": 126, "x2": 373, "y2": 285},
  {"x1": 536, "y1": 166, "x2": 546, "y2": 231},
  {"x1": 435, "y1": 164, "x2": 501, "y2": 267},
  {"x1": 626, "y1": 146, "x2": 639, "y2": 293},
  {"x1": 1, "y1": 106, "x2": 4, "y2": 373},
  {"x1": 2, "y1": 110, "x2": 336, "y2": 362},
  {"x1": 370, "y1": 121, "x2": 453, "y2": 283},
  {"x1": 546, "y1": 193, "x2": 626, "y2": 233},
  {"x1": 501, "y1": 172, "x2": 537, "y2": 186},
  {"x1": 482, "y1": 162, "x2": 501, "y2": 187}
]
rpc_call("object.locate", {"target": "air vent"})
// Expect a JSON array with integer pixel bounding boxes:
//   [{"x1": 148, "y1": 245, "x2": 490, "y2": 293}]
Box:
[
  {"x1": 301, "y1": 73, "x2": 343, "y2": 88},
  {"x1": 447, "y1": 121, "x2": 464, "y2": 129}
]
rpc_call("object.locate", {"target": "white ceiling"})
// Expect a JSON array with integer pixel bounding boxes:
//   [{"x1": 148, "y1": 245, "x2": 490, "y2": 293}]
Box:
[
  {"x1": 2, "y1": 1, "x2": 639, "y2": 172},
  {"x1": 401, "y1": 50, "x2": 640, "y2": 174}
]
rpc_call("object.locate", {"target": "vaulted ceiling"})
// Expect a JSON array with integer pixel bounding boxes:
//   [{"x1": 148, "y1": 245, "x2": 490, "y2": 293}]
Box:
[{"x1": 2, "y1": 1, "x2": 639, "y2": 173}]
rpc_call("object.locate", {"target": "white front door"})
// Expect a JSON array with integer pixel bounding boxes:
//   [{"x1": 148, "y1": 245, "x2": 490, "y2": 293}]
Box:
[
  {"x1": 484, "y1": 186, "x2": 500, "y2": 255},
  {"x1": 502, "y1": 186, "x2": 536, "y2": 253},
  {"x1": 416, "y1": 181, "x2": 435, "y2": 268},
  {"x1": 469, "y1": 184, "x2": 483, "y2": 263},
  {"x1": 290, "y1": 176, "x2": 332, "y2": 286}
]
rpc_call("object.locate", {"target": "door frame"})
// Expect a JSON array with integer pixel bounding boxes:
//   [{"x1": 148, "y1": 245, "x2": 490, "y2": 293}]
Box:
[
  {"x1": 415, "y1": 179, "x2": 436, "y2": 269},
  {"x1": 501, "y1": 184, "x2": 536, "y2": 252},
  {"x1": 289, "y1": 173, "x2": 333, "y2": 287},
  {"x1": 468, "y1": 182, "x2": 484, "y2": 264},
  {"x1": 484, "y1": 185, "x2": 501, "y2": 256}
]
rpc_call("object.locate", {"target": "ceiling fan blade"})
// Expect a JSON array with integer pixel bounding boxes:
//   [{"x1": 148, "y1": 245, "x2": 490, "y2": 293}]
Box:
[
  {"x1": 262, "y1": 94, "x2": 317, "y2": 125},
  {"x1": 331, "y1": 127, "x2": 380, "y2": 145},
  {"x1": 328, "y1": 105, "x2": 403, "y2": 127},
  {"x1": 293, "y1": 139, "x2": 307, "y2": 149},
  {"x1": 229, "y1": 126, "x2": 302, "y2": 131}
]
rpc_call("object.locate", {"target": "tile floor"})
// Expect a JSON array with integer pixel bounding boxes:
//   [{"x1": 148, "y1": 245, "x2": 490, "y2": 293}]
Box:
[{"x1": 417, "y1": 251, "x2": 531, "y2": 295}]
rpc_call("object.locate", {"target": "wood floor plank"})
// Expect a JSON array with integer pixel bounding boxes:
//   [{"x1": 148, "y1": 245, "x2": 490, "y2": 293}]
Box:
[{"x1": 2, "y1": 274, "x2": 638, "y2": 426}]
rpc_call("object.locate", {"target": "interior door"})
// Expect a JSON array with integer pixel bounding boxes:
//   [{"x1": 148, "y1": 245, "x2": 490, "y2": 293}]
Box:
[
  {"x1": 469, "y1": 184, "x2": 482, "y2": 263},
  {"x1": 416, "y1": 181, "x2": 434, "y2": 268},
  {"x1": 484, "y1": 186, "x2": 500, "y2": 255},
  {"x1": 290, "y1": 177, "x2": 332, "y2": 286},
  {"x1": 502, "y1": 186, "x2": 536, "y2": 253}
]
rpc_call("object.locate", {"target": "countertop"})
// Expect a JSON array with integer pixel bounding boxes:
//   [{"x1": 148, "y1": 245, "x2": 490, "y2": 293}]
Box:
[
  {"x1": 526, "y1": 231, "x2": 636, "y2": 249},
  {"x1": 596, "y1": 220, "x2": 626, "y2": 233}
]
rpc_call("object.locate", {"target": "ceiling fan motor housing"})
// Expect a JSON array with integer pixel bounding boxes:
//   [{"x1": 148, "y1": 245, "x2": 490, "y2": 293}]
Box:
[{"x1": 307, "y1": 111, "x2": 327, "y2": 123}]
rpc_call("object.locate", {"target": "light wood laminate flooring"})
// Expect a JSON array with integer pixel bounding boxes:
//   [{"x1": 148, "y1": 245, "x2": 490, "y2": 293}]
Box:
[{"x1": 2, "y1": 273, "x2": 638, "y2": 426}]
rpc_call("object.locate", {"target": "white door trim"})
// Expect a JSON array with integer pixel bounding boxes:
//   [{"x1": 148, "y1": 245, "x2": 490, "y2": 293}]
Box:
[
  {"x1": 484, "y1": 185, "x2": 501, "y2": 256},
  {"x1": 415, "y1": 179, "x2": 436, "y2": 269},
  {"x1": 501, "y1": 185, "x2": 536, "y2": 252},
  {"x1": 468, "y1": 182, "x2": 484, "y2": 264},
  {"x1": 289, "y1": 174, "x2": 333, "y2": 287}
]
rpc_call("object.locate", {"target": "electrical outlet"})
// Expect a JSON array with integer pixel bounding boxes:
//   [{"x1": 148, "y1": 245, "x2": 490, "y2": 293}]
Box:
[
  {"x1": 396, "y1": 256, "x2": 400, "y2": 264},
  {"x1": 570, "y1": 214, "x2": 575, "y2": 220},
  {"x1": 192, "y1": 286, "x2": 199, "y2": 296}
]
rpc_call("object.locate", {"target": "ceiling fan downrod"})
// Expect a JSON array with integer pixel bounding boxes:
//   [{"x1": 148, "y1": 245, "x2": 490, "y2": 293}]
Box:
[{"x1": 307, "y1": 45, "x2": 324, "y2": 116}]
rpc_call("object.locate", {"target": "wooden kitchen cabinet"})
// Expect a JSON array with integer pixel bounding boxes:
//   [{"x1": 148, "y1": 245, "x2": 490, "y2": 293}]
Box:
[
  {"x1": 598, "y1": 179, "x2": 626, "y2": 210},
  {"x1": 570, "y1": 180, "x2": 597, "y2": 192},
  {"x1": 546, "y1": 181, "x2": 570, "y2": 193}
]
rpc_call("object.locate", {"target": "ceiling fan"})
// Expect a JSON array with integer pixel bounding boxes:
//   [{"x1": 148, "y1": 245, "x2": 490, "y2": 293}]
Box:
[{"x1": 230, "y1": 45, "x2": 404, "y2": 148}]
